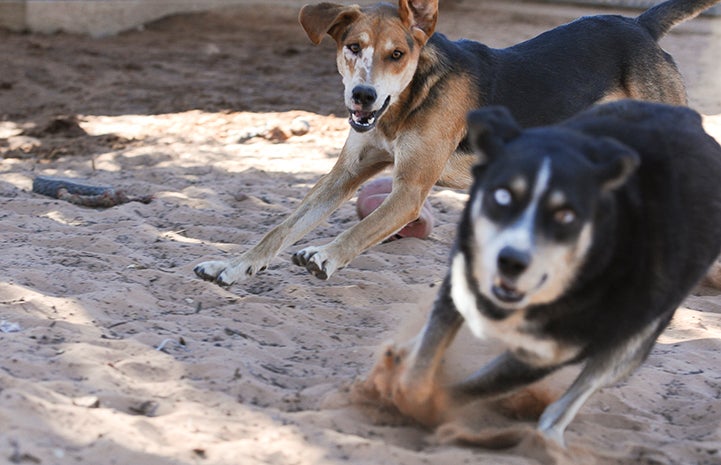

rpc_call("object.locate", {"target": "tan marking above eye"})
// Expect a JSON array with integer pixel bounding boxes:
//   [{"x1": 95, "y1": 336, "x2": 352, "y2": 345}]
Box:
[
  {"x1": 548, "y1": 190, "x2": 567, "y2": 209},
  {"x1": 509, "y1": 176, "x2": 528, "y2": 198},
  {"x1": 383, "y1": 38, "x2": 394, "y2": 49}
]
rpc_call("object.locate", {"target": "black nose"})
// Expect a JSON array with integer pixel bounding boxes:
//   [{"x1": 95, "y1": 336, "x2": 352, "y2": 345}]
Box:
[
  {"x1": 497, "y1": 246, "x2": 531, "y2": 278},
  {"x1": 352, "y1": 85, "x2": 377, "y2": 107}
]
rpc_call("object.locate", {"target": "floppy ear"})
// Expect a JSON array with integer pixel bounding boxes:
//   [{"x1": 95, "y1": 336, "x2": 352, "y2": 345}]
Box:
[
  {"x1": 398, "y1": 0, "x2": 438, "y2": 44},
  {"x1": 466, "y1": 106, "x2": 522, "y2": 164},
  {"x1": 590, "y1": 137, "x2": 640, "y2": 191},
  {"x1": 299, "y1": 3, "x2": 362, "y2": 45}
]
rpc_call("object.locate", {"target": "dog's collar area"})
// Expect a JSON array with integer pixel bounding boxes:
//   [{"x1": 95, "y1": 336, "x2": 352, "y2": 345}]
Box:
[{"x1": 348, "y1": 96, "x2": 391, "y2": 132}]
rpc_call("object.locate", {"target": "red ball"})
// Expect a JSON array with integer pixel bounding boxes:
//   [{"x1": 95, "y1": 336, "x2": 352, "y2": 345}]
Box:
[{"x1": 356, "y1": 177, "x2": 434, "y2": 240}]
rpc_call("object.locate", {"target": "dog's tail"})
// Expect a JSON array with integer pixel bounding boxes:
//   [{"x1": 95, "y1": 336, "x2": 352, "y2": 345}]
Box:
[{"x1": 636, "y1": 0, "x2": 719, "y2": 40}]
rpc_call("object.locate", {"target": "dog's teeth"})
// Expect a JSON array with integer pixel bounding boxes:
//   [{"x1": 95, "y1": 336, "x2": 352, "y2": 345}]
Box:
[{"x1": 352, "y1": 111, "x2": 376, "y2": 126}]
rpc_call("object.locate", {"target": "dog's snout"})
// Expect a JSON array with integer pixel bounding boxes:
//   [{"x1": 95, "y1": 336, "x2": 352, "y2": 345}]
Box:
[
  {"x1": 352, "y1": 85, "x2": 377, "y2": 107},
  {"x1": 497, "y1": 246, "x2": 531, "y2": 278}
]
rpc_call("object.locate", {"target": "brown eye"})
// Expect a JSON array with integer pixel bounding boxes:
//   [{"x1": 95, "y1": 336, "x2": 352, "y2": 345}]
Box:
[
  {"x1": 347, "y1": 43, "x2": 361, "y2": 55},
  {"x1": 554, "y1": 208, "x2": 576, "y2": 225},
  {"x1": 391, "y1": 49, "x2": 404, "y2": 60}
]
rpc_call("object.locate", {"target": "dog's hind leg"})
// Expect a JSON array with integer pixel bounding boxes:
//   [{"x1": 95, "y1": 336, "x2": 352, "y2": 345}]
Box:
[{"x1": 537, "y1": 318, "x2": 664, "y2": 446}]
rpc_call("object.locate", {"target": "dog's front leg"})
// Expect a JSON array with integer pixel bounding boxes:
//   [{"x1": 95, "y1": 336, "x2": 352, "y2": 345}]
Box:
[
  {"x1": 365, "y1": 276, "x2": 464, "y2": 426},
  {"x1": 194, "y1": 135, "x2": 390, "y2": 286},
  {"x1": 450, "y1": 352, "x2": 557, "y2": 401},
  {"x1": 535, "y1": 359, "x2": 609, "y2": 447},
  {"x1": 291, "y1": 177, "x2": 427, "y2": 279},
  {"x1": 293, "y1": 139, "x2": 450, "y2": 279}
]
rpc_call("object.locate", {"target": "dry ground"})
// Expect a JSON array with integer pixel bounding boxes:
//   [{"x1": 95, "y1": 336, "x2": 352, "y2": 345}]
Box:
[{"x1": 1, "y1": 1, "x2": 720, "y2": 464}]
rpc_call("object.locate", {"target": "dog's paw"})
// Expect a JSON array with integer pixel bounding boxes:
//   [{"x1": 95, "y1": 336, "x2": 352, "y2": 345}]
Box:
[
  {"x1": 193, "y1": 259, "x2": 266, "y2": 286},
  {"x1": 194, "y1": 260, "x2": 232, "y2": 283},
  {"x1": 537, "y1": 413, "x2": 567, "y2": 448},
  {"x1": 291, "y1": 246, "x2": 341, "y2": 280},
  {"x1": 363, "y1": 342, "x2": 447, "y2": 427},
  {"x1": 364, "y1": 343, "x2": 410, "y2": 402}
]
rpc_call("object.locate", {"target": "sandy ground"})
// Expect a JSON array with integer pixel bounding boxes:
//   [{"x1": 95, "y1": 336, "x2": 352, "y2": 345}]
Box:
[{"x1": 1, "y1": 1, "x2": 721, "y2": 464}]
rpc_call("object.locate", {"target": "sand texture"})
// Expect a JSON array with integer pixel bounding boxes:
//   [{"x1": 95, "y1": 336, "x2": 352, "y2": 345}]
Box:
[{"x1": 1, "y1": 1, "x2": 720, "y2": 464}]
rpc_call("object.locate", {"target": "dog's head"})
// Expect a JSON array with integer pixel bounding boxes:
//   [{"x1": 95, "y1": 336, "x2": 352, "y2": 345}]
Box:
[
  {"x1": 462, "y1": 107, "x2": 639, "y2": 312},
  {"x1": 299, "y1": 1, "x2": 437, "y2": 133}
]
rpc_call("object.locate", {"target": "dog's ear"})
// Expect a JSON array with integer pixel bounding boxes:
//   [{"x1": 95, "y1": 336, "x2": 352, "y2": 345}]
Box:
[
  {"x1": 299, "y1": 3, "x2": 362, "y2": 45},
  {"x1": 399, "y1": 0, "x2": 438, "y2": 44},
  {"x1": 589, "y1": 137, "x2": 640, "y2": 191},
  {"x1": 466, "y1": 107, "x2": 522, "y2": 164}
]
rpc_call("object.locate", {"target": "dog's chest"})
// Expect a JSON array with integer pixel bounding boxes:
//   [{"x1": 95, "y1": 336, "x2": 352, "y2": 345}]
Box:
[{"x1": 449, "y1": 253, "x2": 579, "y2": 367}]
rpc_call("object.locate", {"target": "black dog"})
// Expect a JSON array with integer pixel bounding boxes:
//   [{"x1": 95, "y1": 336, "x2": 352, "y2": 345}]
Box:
[{"x1": 372, "y1": 100, "x2": 721, "y2": 445}]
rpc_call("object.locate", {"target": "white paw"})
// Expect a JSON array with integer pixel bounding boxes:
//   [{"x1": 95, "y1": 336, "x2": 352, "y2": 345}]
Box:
[
  {"x1": 291, "y1": 246, "x2": 341, "y2": 280},
  {"x1": 537, "y1": 414, "x2": 567, "y2": 448},
  {"x1": 193, "y1": 259, "x2": 267, "y2": 286}
]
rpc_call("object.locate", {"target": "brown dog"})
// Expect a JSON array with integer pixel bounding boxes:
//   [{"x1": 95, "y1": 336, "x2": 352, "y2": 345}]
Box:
[{"x1": 195, "y1": 0, "x2": 719, "y2": 285}]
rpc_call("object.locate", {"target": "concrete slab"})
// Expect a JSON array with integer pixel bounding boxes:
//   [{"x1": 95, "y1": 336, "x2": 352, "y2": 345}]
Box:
[
  {"x1": 0, "y1": 0, "x2": 717, "y2": 37},
  {"x1": 0, "y1": 0, "x2": 307, "y2": 36},
  {"x1": 0, "y1": 1, "x2": 27, "y2": 31}
]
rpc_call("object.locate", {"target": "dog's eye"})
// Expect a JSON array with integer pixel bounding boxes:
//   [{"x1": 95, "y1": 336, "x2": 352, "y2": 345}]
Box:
[
  {"x1": 493, "y1": 188, "x2": 513, "y2": 207},
  {"x1": 347, "y1": 43, "x2": 361, "y2": 55},
  {"x1": 553, "y1": 208, "x2": 576, "y2": 225},
  {"x1": 390, "y1": 49, "x2": 404, "y2": 61}
]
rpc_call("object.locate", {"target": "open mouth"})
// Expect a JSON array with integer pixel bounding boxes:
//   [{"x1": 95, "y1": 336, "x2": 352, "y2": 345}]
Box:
[
  {"x1": 492, "y1": 279, "x2": 525, "y2": 304},
  {"x1": 348, "y1": 96, "x2": 391, "y2": 133},
  {"x1": 491, "y1": 273, "x2": 548, "y2": 305}
]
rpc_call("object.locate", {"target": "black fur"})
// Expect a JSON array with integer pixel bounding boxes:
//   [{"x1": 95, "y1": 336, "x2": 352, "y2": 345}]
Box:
[
  {"x1": 413, "y1": 0, "x2": 718, "y2": 134},
  {"x1": 436, "y1": 100, "x2": 721, "y2": 441},
  {"x1": 461, "y1": 100, "x2": 721, "y2": 354}
]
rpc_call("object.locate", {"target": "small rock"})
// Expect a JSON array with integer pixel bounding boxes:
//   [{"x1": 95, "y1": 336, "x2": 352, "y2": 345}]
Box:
[
  {"x1": 129, "y1": 400, "x2": 159, "y2": 417},
  {"x1": 290, "y1": 117, "x2": 310, "y2": 136},
  {"x1": 203, "y1": 43, "x2": 221, "y2": 56},
  {"x1": 6, "y1": 135, "x2": 41, "y2": 152},
  {"x1": 73, "y1": 396, "x2": 100, "y2": 408}
]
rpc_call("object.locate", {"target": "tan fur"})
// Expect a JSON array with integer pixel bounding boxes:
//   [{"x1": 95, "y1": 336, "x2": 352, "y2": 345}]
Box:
[
  {"x1": 359, "y1": 342, "x2": 451, "y2": 427},
  {"x1": 492, "y1": 386, "x2": 556, "y2": 421}
]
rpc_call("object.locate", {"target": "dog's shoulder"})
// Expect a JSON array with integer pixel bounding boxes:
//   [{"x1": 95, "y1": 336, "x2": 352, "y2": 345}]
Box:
[{"x1": 426, "y1": 32, "x2": 493, "y2": 68}]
